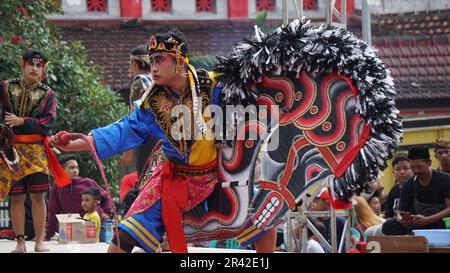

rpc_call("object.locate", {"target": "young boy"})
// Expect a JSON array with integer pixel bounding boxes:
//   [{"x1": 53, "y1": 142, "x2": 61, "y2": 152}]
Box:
[
  {"x1": 81, "y1": 188, "x2": 102, "y2": 242},
  {"x1": 383, "y1": 153, "x2": 413, "y2": 219}
]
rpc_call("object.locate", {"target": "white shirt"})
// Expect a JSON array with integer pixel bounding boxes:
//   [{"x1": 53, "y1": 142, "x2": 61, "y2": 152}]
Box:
[{"x1": 304, "y1": 239, "x2": 325, "y2": 253}]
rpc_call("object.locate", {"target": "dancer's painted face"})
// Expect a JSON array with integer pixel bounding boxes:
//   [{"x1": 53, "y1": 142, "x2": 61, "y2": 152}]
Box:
[
  {"x1": 149, "y1": 53, "x2": 177, "y2": 86},
  {"x1": 22, "y1": 60, "x2": 44, "y2": 83}
]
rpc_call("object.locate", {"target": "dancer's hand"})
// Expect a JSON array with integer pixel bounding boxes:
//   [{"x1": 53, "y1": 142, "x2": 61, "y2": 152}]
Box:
[
  {"x1": 4, "y1": 112, "x2": 24, "y2": 127},
  {"x1": 49, "y1": 131, "x2": 71, "y2": 150},
  {"x1": 120, "y1": 150, "x2": 133, "y2": 166}
]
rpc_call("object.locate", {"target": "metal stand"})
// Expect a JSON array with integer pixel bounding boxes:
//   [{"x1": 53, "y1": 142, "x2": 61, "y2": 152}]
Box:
[
  {"x1": 284, "y1": 180, "x2": 353, "y2": 253},
  {"x1": 277, "y1": 1, "x2": 351, "y2": 252},
  {"x1": 282, "y1": 0, "x2": 347, "y2": 30}
]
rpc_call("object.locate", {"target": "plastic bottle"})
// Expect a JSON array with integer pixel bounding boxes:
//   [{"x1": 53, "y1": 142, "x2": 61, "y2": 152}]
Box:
[{"x1": 104, "y1": 219, "x2": 113, "y2": 243}]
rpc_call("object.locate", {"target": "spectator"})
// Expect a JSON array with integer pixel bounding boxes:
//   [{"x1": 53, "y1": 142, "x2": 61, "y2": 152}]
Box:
[
  {"x1": 45, "y1": 154, "x2": 114, "y2": 241},
  {"x1": 382, "y1": 146, "x2": 450, "y2": 235},
  {"x1": 283, "y1": 199, "x2": 304, "y2": 252},
  {"x1": 368, "y1": 179, "x2": 387, "y2": 212},
  {"x1": 352, "y1": 196, "x2": 384, "y2": 242},
  {"x1": 384, "y1": 153, "x2": 414, "y2": 219},
  {"x1": 434, "y1": 138, "x2": 450, "y2": 174},
  {"x1": 81, "y1": 188, "x2": 102, "y2": 242},
  {"x1": 303, "y1": 218, "x2": 326, "y2": 253},
  {"x1": 363, "y1": 191, "x2": 382, "y2": 216},
  {"x1": 310, "y1": 188, "x2": 346, "y2": 250}
]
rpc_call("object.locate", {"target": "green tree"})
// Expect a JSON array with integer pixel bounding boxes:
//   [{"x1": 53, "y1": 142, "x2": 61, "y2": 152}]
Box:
[
  {"x1": 190, "y1": 55, "x2": 217, "y2": 71},
  {"x1": 0, "y1": 0, "x2": 128, "y2": 197}
]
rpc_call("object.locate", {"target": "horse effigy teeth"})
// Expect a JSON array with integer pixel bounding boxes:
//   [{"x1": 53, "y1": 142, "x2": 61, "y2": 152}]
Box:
[
  {"x1": 269, "y1": 206, "x2": 275, "y2": 213},
  {"x1": 262, "y1": 209, "x2": 268, "y2": 215},
  {"x1": 258, "y1": 215, "x2": 264, "y2": 221},
  {"x1": 274, "y1": 199, "x2": 280, "y2": 206},
  {"x1": 270, "y1": 197, "x2": 278, "y2": 203},
  {"x1": 257, "y1": 223, "x2": 263, "y2": 229}
]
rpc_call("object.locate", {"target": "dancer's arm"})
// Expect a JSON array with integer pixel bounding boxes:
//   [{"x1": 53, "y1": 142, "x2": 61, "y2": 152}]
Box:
[
  {"x1": 50, "y1": 135, "x2": 95, "y2": 152},
  {"x1": 91, "y1": 102, "x2": 156, "y2": 159}
]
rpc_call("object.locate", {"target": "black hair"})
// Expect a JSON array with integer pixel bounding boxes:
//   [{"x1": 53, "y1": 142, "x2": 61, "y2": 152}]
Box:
[
  {"x1": 364, "y1": 190, "x2": 380, "y2": 204},
  {"x1": 307, "y1": 217, "x2": 326, "y2": 238},
  {"x1": 408, "y1": 146, "x2": 431, "y2": 161},
  {"x1": 434, "y1": 139, "x2": 450, "y2": 152},
  {"x1": 130, "y1": 44, "x2": 148, "y2": 56},
  {"x1": 149, "y1": 30, "x2": 190, "y2": 59},
  {"x1": 168, "y1": 30, "x2": 189, "y2": 52},
  {"x1": 58, "y1": 154, "x2": 78, "y2": 166},
  {"x1": 82, "y1": 187, "x2": 101, "y2": 201},
  {"x1": 130, "y1": 44, "x2": 151, "y2": 71},
  {"x1": 22, "y1": 50, "x2": 48, "y2": 63},
  {"x1": 392, "y1": 153, "x2": 409, "y2": 168}
]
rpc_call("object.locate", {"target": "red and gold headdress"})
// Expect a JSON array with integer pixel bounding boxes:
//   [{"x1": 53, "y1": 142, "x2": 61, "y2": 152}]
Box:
[{"x1": 148, "y1": 33, "x2": 189, "y2": 73}]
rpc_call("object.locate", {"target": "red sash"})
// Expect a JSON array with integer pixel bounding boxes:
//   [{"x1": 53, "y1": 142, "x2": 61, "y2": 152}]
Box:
[
  {"x1": 12, "y1": 134, "x2": 72, "y2": 187},
  {"x1": 161, "y1": 159, "x2": 217, "y2": 253}
]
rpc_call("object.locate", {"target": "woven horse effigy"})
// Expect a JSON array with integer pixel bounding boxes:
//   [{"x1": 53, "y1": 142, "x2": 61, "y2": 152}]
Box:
[{"x1": 182, "y1": 19, "x2": 402, "y2": 245}]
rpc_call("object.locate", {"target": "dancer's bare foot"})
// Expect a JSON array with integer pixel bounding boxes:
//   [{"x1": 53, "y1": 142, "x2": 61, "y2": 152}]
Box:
[
  {"x1": 11, "y1": 240, "x2": 26, "y2": 253},
  {"x1": 34, "y1": 242, "x2": 49, "y2": 252},
  {"x1": 160, "y1": 239, "x2": 170, "y2": 252}
]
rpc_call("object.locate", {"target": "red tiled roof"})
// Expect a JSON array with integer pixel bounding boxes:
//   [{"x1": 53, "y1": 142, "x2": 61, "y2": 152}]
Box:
[
  {"x1": 372, "y1": 9, "x2": 450, "y2": 36},
  {"x1": 56, "y1": 19, "x2": 257, "y2": 89},
  {"x1": 54, "y1": 13, "x2": 450, "y2": 100},
  {"x1": 373, "y1": 35, "x2": 450, "y2": 100}
]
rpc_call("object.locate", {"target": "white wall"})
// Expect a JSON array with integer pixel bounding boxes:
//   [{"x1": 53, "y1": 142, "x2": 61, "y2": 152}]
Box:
[
  {"x1": 355, "y1": 0, "x2": 450, "y2": 14},
  {"x1": 49, "y1": 0, "x2": 121, "y2": 19},
  {"x1": 143, "y1": 0, "x2": 228, "y2": 20},
  {"x1": 248, "y1": 0, "x2": 327, "y2": 20},
  {"x1": 50, "y1": 0, "x2": 450, "y2": 21}
]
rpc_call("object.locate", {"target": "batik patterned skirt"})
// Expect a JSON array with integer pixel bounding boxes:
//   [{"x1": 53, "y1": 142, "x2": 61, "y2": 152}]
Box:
[
  {"x1": 0, "y1": 143, "x2": 49, "y2": 200},
  {"x1": 119, "y1": 159, "x2": 218, "y2": 252}
]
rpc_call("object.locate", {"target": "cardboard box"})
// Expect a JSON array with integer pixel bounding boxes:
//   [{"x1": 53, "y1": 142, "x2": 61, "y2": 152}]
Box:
[{"x1": 56, "y1": 213, "x2": 97, "y2": 244}]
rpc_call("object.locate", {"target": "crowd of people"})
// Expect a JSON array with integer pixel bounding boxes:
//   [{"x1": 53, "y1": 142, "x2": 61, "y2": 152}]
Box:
[{"x1": 282, "y1": 139, "x2": 450, "y2": 253}]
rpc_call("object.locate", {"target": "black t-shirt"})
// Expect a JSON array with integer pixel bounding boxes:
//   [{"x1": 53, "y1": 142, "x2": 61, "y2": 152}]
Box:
[
  {"x1": 384, "y1": 183, "x2": 401, "y2": 218},
  {"x1": 399, "y1": 170, "x2": 450, "y2": 213}
]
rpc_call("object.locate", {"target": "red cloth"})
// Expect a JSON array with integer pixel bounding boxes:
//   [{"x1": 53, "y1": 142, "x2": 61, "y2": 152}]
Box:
[
  {"x1": 161, "y1": 161, "x2": 189, "y2": 253},
  {"x1": 12, "y1": 134, "x2": 71, "y2": 187},
  {"x1": 160, "y1": 159, "x2": 217, "y2": 253},
  {"x1": 119, "y1": 171, "x2": 138, "y2": 201},
  {"x1": 0, "y1": 229, "x2": 15, "y2": 239}
]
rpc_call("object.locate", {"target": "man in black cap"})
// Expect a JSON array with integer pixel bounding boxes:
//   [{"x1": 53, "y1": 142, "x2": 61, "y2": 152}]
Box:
[
  {"x1": 382, "y1": 146, "x2": 450, "y2": 235},
  {"x1": 434, "y1": 138, "x2": 450, "y2": 174}
]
